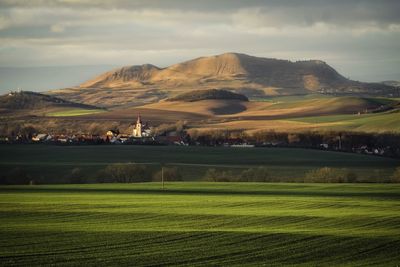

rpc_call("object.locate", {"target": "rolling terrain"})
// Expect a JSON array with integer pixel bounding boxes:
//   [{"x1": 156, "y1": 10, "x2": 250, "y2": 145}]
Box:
[
  {"x1": 1, "y1": 183, "x2": 399, "y2": 266},
  {"x1": 0, "y1": 91, "x2": 103, "y2": 117},
  {"x1": 1, "y1": 53, "x2": 399, "y2": 135},
  {"x1": 1, "y1": 91, "x2": 399, "y2": 134},
  {"x1": 50, "y1": 53, "x2": 398, "y2": 107}
]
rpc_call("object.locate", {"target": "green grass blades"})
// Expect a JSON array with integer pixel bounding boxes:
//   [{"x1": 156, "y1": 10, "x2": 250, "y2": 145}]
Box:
[
  {"x1": 46, "y1": 108, "x2": 105, "y2": 117},
  {"x1": 1, "y1": 183, "x2": 400, "y2": 266}
]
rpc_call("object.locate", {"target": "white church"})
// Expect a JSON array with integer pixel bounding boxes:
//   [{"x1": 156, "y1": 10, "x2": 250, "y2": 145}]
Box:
[{"x1": 132, "y1": 114, "x2": 151, "y2": 138}]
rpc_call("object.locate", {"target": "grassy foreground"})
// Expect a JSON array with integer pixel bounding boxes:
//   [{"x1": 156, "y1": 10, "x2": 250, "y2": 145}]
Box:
[{"x1": 1, "y1": 183, "x2": 400, "y2": 266}]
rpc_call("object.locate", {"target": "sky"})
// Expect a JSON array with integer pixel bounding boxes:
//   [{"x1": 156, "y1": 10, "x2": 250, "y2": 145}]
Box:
[{"x1": 0, "y1": 0, "x2": 399, "y2": 92}]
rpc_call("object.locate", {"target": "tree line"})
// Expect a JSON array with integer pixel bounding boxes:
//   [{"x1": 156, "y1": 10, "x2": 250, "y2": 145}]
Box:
[{"x1": 1, "y1": 164, "x2": 399, "y2": 185}]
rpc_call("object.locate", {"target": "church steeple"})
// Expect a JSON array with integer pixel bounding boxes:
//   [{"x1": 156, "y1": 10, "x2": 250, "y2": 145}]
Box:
[{"x1": 133, "y1": 114, "x2": 142, "y2": 138}]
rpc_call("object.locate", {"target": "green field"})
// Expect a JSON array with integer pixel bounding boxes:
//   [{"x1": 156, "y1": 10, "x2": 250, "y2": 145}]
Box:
[
  {"x1": 289, "y1": 111, "x2": 400, "y2": 132},
  {"x1": 0, "y1": 145, "x2": 399, "y2": 182},
  {"x1": 0, "y1": 183, "x2": 399, "y2": 266},
  {"x1": 46, "y1": 108, "x2": 105, "y2": 117}
]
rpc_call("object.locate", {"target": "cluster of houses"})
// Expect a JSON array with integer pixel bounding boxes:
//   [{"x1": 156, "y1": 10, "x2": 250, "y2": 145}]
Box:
[
  {"x1": 23, "y1": 114, "x2": 188, "y2": 145},
  {"x1": 0, "y1": 114, "x2": 187, "y2": 146}
]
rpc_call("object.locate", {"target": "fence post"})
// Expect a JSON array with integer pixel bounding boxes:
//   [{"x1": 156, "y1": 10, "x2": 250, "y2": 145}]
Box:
[{"x1": 161, "y1": 165, "x2": 164, "y2": 190}]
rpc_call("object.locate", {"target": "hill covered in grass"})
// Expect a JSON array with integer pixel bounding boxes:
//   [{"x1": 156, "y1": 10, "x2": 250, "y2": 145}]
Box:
[
  {"x1": 0, "y1": 91, "x2": 99, "y2": 110},
  {"x1": 167, "y1": 89, "x2": 248, "y2": 102},
  {"x1": 49, "y1": 53, "x2": 398, "y2": 108},
  {"x1": 80, "y1": 53, "x2": 396, "y2": 96}
]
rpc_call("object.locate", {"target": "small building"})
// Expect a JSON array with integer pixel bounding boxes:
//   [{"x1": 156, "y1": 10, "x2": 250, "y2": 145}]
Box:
[
  {"x1": 32, "y1": 134, "x2": 48, "y2": 142},
  {"x1": 106, "y1": 130, "x2": 118, "y2": 138}
]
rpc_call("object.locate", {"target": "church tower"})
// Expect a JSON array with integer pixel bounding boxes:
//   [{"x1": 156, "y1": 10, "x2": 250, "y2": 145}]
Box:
[{"x1": 133, "y1": 114, "x2": 142, "y2": 138}]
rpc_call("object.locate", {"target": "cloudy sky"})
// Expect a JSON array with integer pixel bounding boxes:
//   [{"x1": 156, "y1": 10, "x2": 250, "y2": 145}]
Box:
[{"x1": 0, "y1": 0, "x2": 399, "y2": 88}]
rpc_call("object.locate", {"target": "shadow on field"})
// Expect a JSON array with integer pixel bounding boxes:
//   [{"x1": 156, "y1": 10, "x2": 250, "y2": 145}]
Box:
[{"x1": 1, "y1": 185, "x2": 399, "y2": 199}]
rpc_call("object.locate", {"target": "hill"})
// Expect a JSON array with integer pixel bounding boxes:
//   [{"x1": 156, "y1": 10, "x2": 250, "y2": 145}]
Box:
[
  {"x1": 0, "y1": 91, "x2": 101, "y2": 115},
  {"x1": 167, "y1": 89, "x2": 248, "y2": 102},
  {"x1": 49, "y1": 53, "x2": 398, "y2": 107},
  {"x1": 381, "y1": 80, "x2": 400, "y2": 87}
]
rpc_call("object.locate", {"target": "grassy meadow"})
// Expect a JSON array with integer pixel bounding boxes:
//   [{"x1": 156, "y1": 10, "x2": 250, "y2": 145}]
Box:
[
  {"x1": 289, "y1": 112, "x2": 400, "y2": 132},
  {"x1": 0, "y1": 183, "x2": 399, "y2": 266},
  {"x1": 46, "y1": 108, "x2": 106, "y2": 117}
]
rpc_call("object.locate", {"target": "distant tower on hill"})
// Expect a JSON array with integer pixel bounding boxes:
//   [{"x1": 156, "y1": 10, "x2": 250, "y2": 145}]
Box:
[{"x1": 132, "y1": 114, "x2": 142, "y2": 138}]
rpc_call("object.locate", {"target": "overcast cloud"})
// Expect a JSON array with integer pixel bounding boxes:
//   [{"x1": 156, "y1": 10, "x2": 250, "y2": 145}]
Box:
[{"x1": 0, "y1": 0, "x2": 399, "y2": 83}]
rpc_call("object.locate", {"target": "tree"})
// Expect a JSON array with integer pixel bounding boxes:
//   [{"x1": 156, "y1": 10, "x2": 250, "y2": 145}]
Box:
[
  {"x1": 69, "y1": 167, "x2": 84, "y2": 184},
  {"x1": 391, "y1": 167, "x2": 400, "y2": 183},
  {"x1": 240, "y1": 167, "x2": 270, "y2": 182},
  {"x1": 102, "y1": 163, "x2": 151, "y2": 183},
  {"x1": 202, "y1": 168, "x2": 234, "y2": 182},
  {"x1": 304, "y1": 167, "x2": 345, "y2": 183},
  {"x1": 153, "y1": 167, "x2": 183, "y2": 181}
]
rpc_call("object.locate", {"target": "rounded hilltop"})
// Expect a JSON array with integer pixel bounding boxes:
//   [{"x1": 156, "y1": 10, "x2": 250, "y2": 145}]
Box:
[{"x1": 166, "y1": 89, "x2": 249, "y2": 102}]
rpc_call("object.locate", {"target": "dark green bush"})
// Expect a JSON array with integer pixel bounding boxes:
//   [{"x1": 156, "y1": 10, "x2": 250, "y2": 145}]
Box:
[
  {"x1": 304, "y1": 167, "x2": 345, "y2": 183},
  {"x1": 391, "y1": 167, "x2": 400, "y2": 183},
  {"x1": 240, "y1": 167, "x2": 270, "y2": 182},
  {"x1": 153, "y1": 167, "x2": 183, "y2": 181},
  {"x1": 99, "y1": 163, "x2": 151, "y2": 183}
]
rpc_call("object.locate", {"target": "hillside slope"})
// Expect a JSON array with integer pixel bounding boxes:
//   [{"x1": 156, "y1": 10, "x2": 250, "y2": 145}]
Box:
[
  {"x1": 0, "y1": 91, "x2": 101, "y2": 115},
  {"x1": 81, "y1": 53, "x2": 396, "y2": 95},
  {"x1": 50, "y1": 53, "x2": 398, "y2": 107}
]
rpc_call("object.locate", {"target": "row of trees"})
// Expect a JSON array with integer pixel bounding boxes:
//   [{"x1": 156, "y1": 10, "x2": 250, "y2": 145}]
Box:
[
  {"x1": 0, "y1": 164, "x2": 183, "y2": 185},
  {"x1": 202, "y1": 167, "x2": 400, "y2": 183},
  {"x1": 2, "y1": 164, "x2": 400, "y2": 185},
  {"x1": 75, "y1": 164, "x2": 182, "y2": 184},
  {"x1": 187, "y1": 129, "x2": 400, "y2": 158}
]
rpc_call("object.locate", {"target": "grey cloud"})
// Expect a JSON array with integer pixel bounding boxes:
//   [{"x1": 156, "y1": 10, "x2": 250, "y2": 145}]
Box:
[
  {"x1": 1, "y1": 0, "x2": 399, "y2": 27},
  {"x1": 0, "y1": 0, "x2": 399, "y2": 82}
]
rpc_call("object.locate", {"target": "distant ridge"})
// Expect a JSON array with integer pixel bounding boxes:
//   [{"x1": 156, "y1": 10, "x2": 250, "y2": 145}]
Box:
[
  {"x1": 79, "y1": 52, "x2": 396, "y2": 96},
  {"x1": 48, "y1": 53, "x2": 399, "y2": 107},
  {"x1": 0, "y1": 91, "x2": 100, "y2": 110}
]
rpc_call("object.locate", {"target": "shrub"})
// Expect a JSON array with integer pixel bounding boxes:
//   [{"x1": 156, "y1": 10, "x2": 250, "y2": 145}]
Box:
[
  {"x1": 2, "y1": 167, "x2": 32, "y2": 185},
  {"x1": 153, "y1": 167, "x2": 183, "y2": 181},
  {"x1": 304, "y1": 167, "x2": 345, "y2": 183},
  {"x1": 101, "y1": 163, "x2": 151, "y2": 183},
  {"x1": 69, "y1": 167, "x2": 84, "y2": 184},
  {"x1": 345, "y1": 171, "x2": 358, "y2": 183},
  {"x1": 239, "y1": 167, "x2": 270, "y2": 182},
  {"x1": 202, "y1": 168, "x2": 237, "y2": 182},
  {"x1": 391, "y1": 167, "x2": 400, "y2": 183}
]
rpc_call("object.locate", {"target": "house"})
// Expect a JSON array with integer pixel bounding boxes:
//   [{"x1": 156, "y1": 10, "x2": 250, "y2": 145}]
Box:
[
  {"x1": 106, "y1": 130, "x2": 118, "y2": 138},
  {"x1": 32, "y1": 133, "x2": 48, "y2": 142}
]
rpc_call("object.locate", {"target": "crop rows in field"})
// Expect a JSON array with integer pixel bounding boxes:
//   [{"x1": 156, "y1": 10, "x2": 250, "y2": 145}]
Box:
[{"x1": 1, "y1": 183, "x2": 399, "y2": 266}]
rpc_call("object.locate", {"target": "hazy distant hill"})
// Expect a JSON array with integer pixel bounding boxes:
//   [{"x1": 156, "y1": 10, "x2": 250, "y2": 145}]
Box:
[
  {"x1": 50, "y1": 53, "x2": 398, "y2": 107},
  {"x1": 381, "y1": 81, "x2": 400, "y2": 87},
  {"x1": 0, "y1": 91, "x2": 100, "y2": 114}
]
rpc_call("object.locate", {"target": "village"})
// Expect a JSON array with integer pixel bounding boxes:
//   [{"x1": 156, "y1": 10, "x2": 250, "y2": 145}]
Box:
[
  {"x1": 0, "y1": 113, "x2": 398, "y2": 159},
  {"x1": 0, "y1": 115, "x2": 189, "y2": 146}
]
